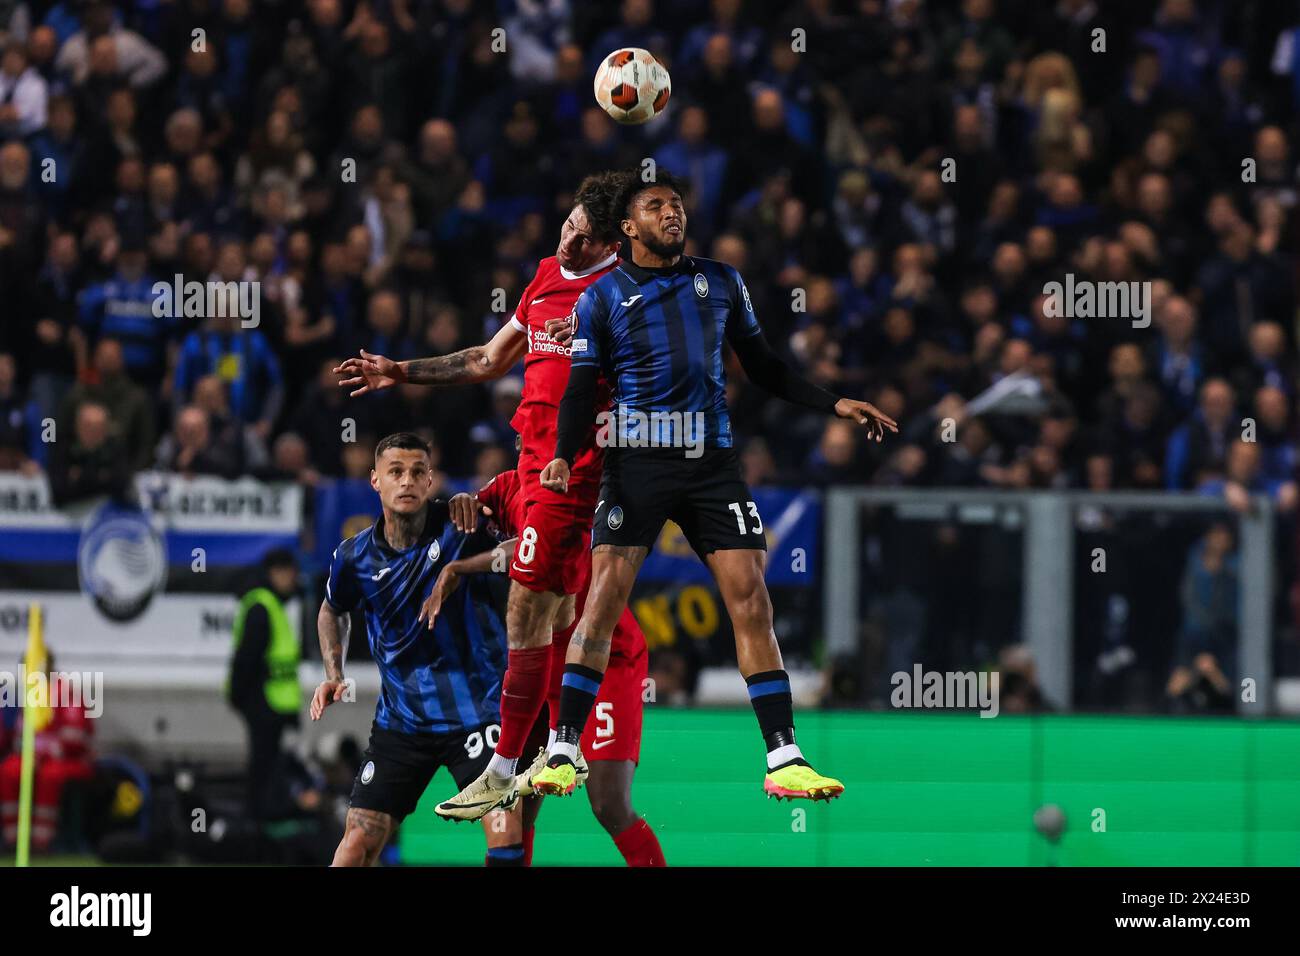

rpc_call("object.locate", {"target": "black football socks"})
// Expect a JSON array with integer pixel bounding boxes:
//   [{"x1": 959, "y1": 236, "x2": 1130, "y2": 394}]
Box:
[
  {"x1": 746, "y1": 670, "x2": 807, "y2": 771},
  {"x1": 548, "y1": 663, "x2": 604, "y2": 766}
]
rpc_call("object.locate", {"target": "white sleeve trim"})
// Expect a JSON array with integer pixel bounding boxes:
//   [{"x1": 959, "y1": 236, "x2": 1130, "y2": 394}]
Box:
[{"x1": 509, "y1": 314, "x2": 526, "y2": 332}]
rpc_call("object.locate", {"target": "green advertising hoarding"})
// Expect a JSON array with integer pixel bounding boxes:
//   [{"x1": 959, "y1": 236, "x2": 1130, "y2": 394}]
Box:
[{"x1": 401, "y1": 710, "x2": 1300, "y2": 866}]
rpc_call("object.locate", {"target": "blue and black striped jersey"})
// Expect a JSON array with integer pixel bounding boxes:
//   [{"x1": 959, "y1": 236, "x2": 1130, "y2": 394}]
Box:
[
  {"x1": 325, "y1": 502, "x2": 507, "y2": 735},
  {"x1": 569, "y1": 255, "x2": 761, "y2": 449}
]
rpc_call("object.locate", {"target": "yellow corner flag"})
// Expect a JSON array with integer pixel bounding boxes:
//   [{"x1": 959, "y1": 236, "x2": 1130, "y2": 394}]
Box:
[
  {"x1": 23, "y1": 603, "x2": 52, "y2": 732},
  {"x1": 16, "y1": 603, "x2": 50, "y2": 867}
]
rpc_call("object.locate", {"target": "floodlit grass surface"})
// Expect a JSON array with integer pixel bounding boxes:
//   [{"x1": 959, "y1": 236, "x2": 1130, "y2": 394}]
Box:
[
  {"x1": 6, "y1": 712, "x2": 1296, "y2": 866},
  {"x1": 400, "y1": 710, "x2": 1300, "y2": 866}
]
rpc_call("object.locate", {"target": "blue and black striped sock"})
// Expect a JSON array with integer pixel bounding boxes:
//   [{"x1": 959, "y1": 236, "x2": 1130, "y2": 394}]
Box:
[
  {"x1": 550, "y1": 664, "x2": 604, "y2": 764},
  {"x1": 746, "y1": 669, "x2": 806, "y2": 770},
  {"x1": 485, "y1": 843, "x2": 525, "y2": 867}
]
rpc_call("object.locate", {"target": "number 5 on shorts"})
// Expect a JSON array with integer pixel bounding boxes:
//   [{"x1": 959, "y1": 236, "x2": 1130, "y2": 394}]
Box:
[{"x1": 595, "y1": 702, "x2": 614, "y2": 739}]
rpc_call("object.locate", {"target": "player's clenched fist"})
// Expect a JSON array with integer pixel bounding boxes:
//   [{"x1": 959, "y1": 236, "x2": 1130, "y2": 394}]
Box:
[
  {"x1": 544, "y1": 315, "x2": 574, "y2": 345},
  {"x1": 833, "y1": 398, "x2": 899, "y2": 442},
  {"x1": 310, "y1": 679, "x2": 348, "y2": 720},
  {"x1": 539, "y1": 458, "x2": 570, "y2": 493}
]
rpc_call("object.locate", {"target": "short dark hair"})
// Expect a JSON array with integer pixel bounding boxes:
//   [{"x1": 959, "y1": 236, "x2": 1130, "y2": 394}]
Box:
[
  {"x1": 616, "y1": 168, "x2": 687, "y2": 220},
  {"x1": 263, "y1": 547, "x2": 297, "y2": 571},
  {"x1": 572, "y1": 170, "x2": 630, "y2": 244},
  {"x1": 374, "y1": 432, "x2": 430, "y2": 462}
]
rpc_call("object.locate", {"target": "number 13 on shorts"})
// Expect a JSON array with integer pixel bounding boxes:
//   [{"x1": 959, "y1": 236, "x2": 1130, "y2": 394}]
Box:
[{"x1": 728, "y1": 501, "x2": 763, "y2": 535}]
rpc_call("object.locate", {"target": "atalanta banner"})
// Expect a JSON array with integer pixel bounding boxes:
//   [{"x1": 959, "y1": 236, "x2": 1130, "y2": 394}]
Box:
[{"x1": 0, "y1": 473, "x2": 301, "y2": 662}]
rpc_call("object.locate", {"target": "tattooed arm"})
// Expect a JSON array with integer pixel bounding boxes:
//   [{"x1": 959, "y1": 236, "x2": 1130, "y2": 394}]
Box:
[
  {"x1": 403, "y1": 319, "x2": 527, "y2": 384},
  {"x1": 335, "y1": 322, "x2": 527, "y2": 395},
  {"x1": 310, "y1": 600, "x2": 352, "y2": 720}
]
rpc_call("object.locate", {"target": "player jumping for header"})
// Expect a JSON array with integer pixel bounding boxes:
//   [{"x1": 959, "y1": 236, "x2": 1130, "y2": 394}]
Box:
[
  {"x1": 537, "y1": 170, "x2": 897, "y2": 801},
  {"x1": 333, "y1": 174, "x2": 642, "y2": 828}
]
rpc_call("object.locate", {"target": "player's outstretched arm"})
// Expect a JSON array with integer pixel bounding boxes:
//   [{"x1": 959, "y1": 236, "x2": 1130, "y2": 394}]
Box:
[
  {"x1": 830, "y1": 397, "x2": 900, "y2": 442},
  {"x1": 730, "y1": 329, "x2": 898, "y2": 441},
  {"x1": 403, "y1": 320, "x2": 527, "y2": 385},
  {"x1": 418, "y1": 537, "x2": 517, "y2": 629},
  {"x1": 335, "y1": 322, "x2": 528, "y2": 397},
  {"x1": 311, "y1": 599, "x2": 352, "y2": 720},
  {"x1": 333, "y1": 349, "x2": 403, "y2": 396}
]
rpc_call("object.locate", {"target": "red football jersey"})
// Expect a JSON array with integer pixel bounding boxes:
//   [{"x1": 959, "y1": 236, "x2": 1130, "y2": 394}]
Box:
[
  {"x1": 476, "y1": 469, "x2": 645, "y2": 657},
  {"x1": 508, "y1": 254, "x2": 616, "y2": 486},
  {"x1": 475, "y1": 468, "x2": 526, "y2": 542}
]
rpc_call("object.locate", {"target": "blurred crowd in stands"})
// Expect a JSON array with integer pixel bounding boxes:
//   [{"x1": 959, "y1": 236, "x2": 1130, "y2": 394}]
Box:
[
  {"x1": 0, "y1": 0, "x2": 1297, "y2": 514},
  {"x1": 0, "y1": 0, "x2": 1295, "y2": 712}
]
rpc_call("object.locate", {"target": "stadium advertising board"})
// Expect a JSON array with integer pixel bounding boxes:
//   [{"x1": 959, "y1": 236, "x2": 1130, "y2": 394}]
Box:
[{"x1": 0, "y1": 473, "x2": 300, "y2": 661}]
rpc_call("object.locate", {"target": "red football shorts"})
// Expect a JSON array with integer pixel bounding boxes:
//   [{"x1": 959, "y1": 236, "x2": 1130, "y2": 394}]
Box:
[
  {"x1": 547, "y1": 611, "x2": 647, "y2": 764},
  {"x1": 509, "y1": 445, "x2": 602, "y2": 595},
  {"x1": 507, "y1": 496, "x2": 591, "y2": 594},
  {"x1": 583, "y1": 635, "x2": 647, "y2": 764}
]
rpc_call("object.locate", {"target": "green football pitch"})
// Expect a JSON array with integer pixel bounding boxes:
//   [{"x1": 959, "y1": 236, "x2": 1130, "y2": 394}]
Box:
[{"x1": 400, "y1": 709, "x2": 1300, "y2": 866}]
